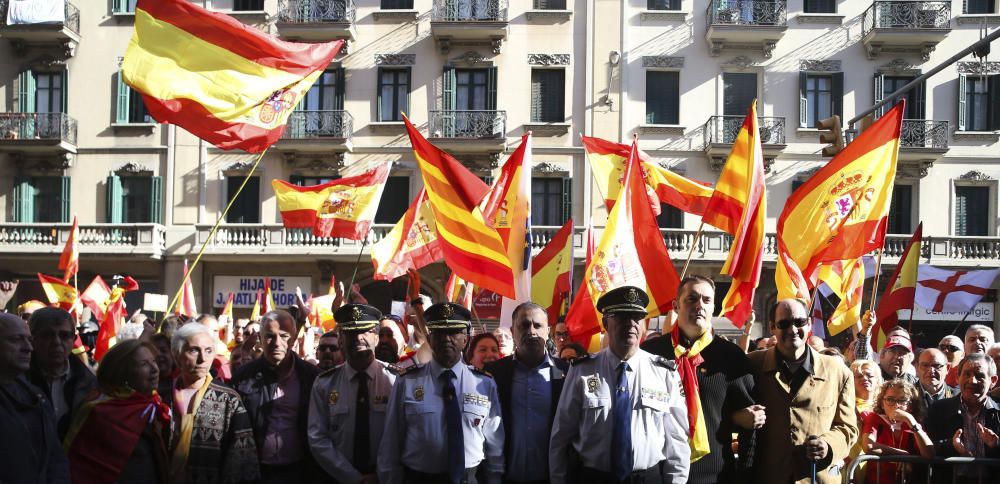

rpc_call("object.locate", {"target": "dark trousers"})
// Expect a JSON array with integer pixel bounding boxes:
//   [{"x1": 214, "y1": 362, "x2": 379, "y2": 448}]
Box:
[
  {"x1": 580, "y1": 465, "x2": 663, "y2": 484},
  {"x1": 260, "y1": 462, "x2": 306, "y2": 483},
  {"x1": 404, "y1": 466, "x2": 480, "y2": 484}
]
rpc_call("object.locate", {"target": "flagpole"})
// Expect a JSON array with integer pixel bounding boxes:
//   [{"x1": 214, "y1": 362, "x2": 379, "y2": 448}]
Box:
[
  {"x1": 345, "y1": 236, "x2": 370, "y2": 303},
  {"x1": 868, "y1": 248, "x2": 885, "y2": 313},
  {"x1": 679, "y1": 221, "x2": 706, "y2": 280}
]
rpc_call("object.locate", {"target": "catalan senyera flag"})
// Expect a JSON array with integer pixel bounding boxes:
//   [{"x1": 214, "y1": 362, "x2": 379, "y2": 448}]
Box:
[
  {"x1": 38, "y1": 273, "x2": 77, "y2": 311},
  {"x1": 59, "y1": 215, "x2": 79, "y2": 283},
  {"x1": 873, "y1": 223, "x2": 922, "y2": 351},
  {"x1": 582, "y1": 135, "x2": 714, "y2": 217},
  {"x1": 122, "y1": 0, "x2": 343, "y2": 153},
  {"x1": 371, "y1": 188, "x2": 444, "y2": 281},
  {"x1": 565, "y1": 218, "x2": 602, "y2": 349},
  {"x1": 585, "y1": 142, "x2": 679, "y2": 318},
  {"x1": 776, "y1": 102, "x2": 904, "y2": 299},
  {"x1": 272, "y1": 165, "x2": 391, "y2": 239},
  {"x1": 249, "y1": 290, "x2": 262, "y2": 321},
  {"x1": 444, "y1": 273, "x2": 474, "y2": 309},
  {"x1": 403, "y1": 116, "x2": 515, "y2": 298},
  {"x1": 532, "y1": 218, "x2": 574, "y2": 325},
  {"x1": 702, "y1": 101, "x2": 766, "y2": 328},
  {"x1": 177, "y1": 259, "x2": 198, "y2": 318},
  {"x1": 81, "y1": 275, "x2": 113, "y2": 321},
  {"x1": 817, "y1": 258, "x2": 867, "y2": 336}
]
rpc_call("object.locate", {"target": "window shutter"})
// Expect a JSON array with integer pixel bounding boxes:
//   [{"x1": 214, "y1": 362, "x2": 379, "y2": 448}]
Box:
[
  {"x1": 403, "y1": 68, "x2": 411, "y2": 118},
  {"x1": 442, "y1": 66, "x2": 456, "y2": 111},
  {"x1": 150, "y1": 176, "x2": 163, "y2": 224},
  {"x1": 113, "y1": 0, "x2": 125, "y2": 13},
  {"x1": 18, "y1": 68, "x2": 36, "y2": 113},
  {"x1": 873, "y1": 73, "x2": 885, "y2": 118},
  {"x1": 486, "y1": 66, "x2": 498, "y2": 111},
  {"x1": 60, "y1": 68, "x2": 68, "y2": 114},
  {"x1": 60, "y1": 176, "x2": 71, "y2": 223},
  {"x1": 335, "y1": 68, "x2": 346, "y2": 110},
  {"x1": 799, "y1": 72, "x2": 808, "y2": 128},
  {"x1": 376, "y1": 67, "x2": 385, "y2": 122},
  {"x1": 988, "y1": 74, "x2": 1000, "y2": 130},
  {"x1": 531, "y1": 70, "x2": 543, "y2": 122},
  {"x1": 832, "y1": 72, "x2": 844, "y2": 120},
  {"x1": 561, "y1": 177, "x2": 572, "y2": 223},
  {"x1": 115, "y1": 71, "x2": 130, "y2": 124},
  {"x1": 915, "y1": 80, "x2": 926, "y2": 119},
  {"x1": 13, "y1": 176, "x2": 33, "y2": 223},
  {"x1": 958, "y1": 73, "x2": 967, "y2": 131},
  {"x1": 106, "y1": 175, "x2": 123, "y2": 223}
]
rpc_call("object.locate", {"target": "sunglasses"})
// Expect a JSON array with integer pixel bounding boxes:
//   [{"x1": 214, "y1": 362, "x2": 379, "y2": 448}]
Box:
[
  {"x1": 939, "y1": 345, "x2": 960, "y2": 352},
  {"x1": 775, "y1": 318, "x2": 810, "y2": 330},
  {"x1": 317, "y1": 344, "x2": 340, "y2": 352}
]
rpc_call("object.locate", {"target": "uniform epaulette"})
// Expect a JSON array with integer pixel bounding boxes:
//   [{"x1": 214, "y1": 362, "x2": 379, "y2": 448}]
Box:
[
  {"x1": 570, "y1": 353, "x2": 594, "y2": 366},
  {"x1": 469, "y1": 366, "x2": 493, "y2": 378},
  {"x1": 316, "y1": 365, "x2": 343, "y2": 378},
  {"x1": 384, "y1": 363, "x2": 403, "y2": 376},
  {"x1": 396, "y1": 363, "x2": 424, "y2": 377},
  {"x1": 653, "y1": 356, "x2": 677, "y2": 371}
]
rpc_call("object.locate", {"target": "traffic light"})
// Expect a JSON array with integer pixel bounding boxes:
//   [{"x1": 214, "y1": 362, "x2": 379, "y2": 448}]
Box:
[{"x1": 817, "y1": 115, "x2": 844, "y2": 157}]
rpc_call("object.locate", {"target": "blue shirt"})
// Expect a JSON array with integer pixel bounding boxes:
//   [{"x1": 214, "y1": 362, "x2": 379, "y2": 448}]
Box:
[{"x1": 507, "y1": 354, "x2": 554, "y2": 481}]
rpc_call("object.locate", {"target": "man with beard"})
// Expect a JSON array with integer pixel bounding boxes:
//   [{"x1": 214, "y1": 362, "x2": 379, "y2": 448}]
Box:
[
  {"x1": 378, "y1": 302, "x2": 504, "y2": 484},
  {"x1": 375, "y1": 320, "x2": 402, "y2": 364},
  {"x1": 485, "y1": 302, "x2": 566, "y2": 483},
  {"x1": 747, "y1": 299, "x2": 857, "y2": 484},
  {"x1": 550, "y1": 286, "x2": 689, "y2": 483},
  {"x1": 309, "y1": 304, "x2": 397, "y2": 484},
  {"x1": 316, "y1": 330, "x2": 344, "y2": 370}
]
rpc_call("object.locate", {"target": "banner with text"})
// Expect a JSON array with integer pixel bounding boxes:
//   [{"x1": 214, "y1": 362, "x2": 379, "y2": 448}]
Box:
[
  {"x1": 212, "y1": 275, "x2": 312, "y2": 308},
  {"x1": 898, "y1": 302, "x2": 994, "y2": 322}
]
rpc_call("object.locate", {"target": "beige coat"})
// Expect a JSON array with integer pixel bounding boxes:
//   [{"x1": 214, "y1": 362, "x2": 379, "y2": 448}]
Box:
[{"x1": 747, "y1": 347, "x2": 858, "y2": 484}]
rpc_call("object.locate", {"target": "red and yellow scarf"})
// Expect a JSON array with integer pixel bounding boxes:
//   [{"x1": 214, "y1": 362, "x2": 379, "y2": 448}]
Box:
[{"x1": 671, "y1": 326, "x2": 711, "y2": 462}]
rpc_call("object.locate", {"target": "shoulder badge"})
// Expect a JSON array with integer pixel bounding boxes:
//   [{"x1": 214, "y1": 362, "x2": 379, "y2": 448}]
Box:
[
  {"x1": 570, "y1": 353, "x2": 593, "y2": 366},
  {"x1": 469, "y1": 366, "x2": 493, "y2": 379},
  {"x1": 317, "y1": 365, "x2": 342, "y2": 379},
  {"x1": 384, "y1": 363, "x2": 403, "y2": 376},
  {"x1": 653, "y1": 357, "x2": 677, "y2": 371},
  {"x1": 395, "y1": 363, "x2": 425, "y2": 377}
]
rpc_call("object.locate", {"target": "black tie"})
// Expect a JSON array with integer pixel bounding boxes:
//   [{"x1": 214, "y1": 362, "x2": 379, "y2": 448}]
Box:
[
  {"x1": 442, "y1": 369, "x2": 464, "y2": 484},
  {"x1": 353, "y1": 372, "x2": 372, "y2": 473}
]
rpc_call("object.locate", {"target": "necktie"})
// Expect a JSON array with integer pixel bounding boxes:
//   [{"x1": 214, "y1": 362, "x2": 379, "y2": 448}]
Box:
[
  {"x1": 353, "y1": 372, "x2": 371, "y2": 473},
  {"x1": 441, "y1": 369, "x2": 465, "y2": 484},
  {"x1": 611, "y1": 361, "x2": 633, "y2": 482}
]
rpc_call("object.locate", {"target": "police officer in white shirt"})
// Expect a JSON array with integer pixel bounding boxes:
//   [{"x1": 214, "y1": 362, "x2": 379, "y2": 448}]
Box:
[
  {"x1": 378, "y1": 302, "x2": 505, "y2": 484},
  {"x1": 308, "y1": 304, "x2": 397, "y2": 484},
  {"x1": 549, "y1": 286, "x2": 690, "y2": 484}
]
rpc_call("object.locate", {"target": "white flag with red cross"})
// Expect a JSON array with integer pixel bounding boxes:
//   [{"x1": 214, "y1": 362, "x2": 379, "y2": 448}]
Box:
[{"x1": 914, "y1": 265, "x2": 1000, "y2": 313}]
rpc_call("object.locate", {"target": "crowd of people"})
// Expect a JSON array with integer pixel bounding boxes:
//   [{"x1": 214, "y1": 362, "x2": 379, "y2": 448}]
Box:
[{"x1": 2, "y1": 275, "x2": 1000, "y2": 484}]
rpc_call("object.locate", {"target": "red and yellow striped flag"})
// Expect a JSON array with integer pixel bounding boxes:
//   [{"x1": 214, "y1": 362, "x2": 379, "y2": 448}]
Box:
[
  {"x1": 371, "y1": 189, "x2": 444, "y2": 281},
  {"x1": 38, "y1": 273, "x2": 77, "y2": 311},
  {"x1": 122, "y1": 0, "x2": 343, "y2": 153},
  {"x1": 177, "y1": 259, "x2": 198, "y2": 318},
  {"x1": 272, "y1": 165, "x2": 391, "y2": 240},
  {"x1": 776, "y1": 102, "x2": 904, "y2": 299},
  {"x1": 873, "y1": 223, "x2": 922, "y2": 351},
  {"x1": 263, "y1": 277, "x2": 276, "y2": 313},
  {"x1": 403, "y1": 116, "x2": 515, "y2": 298},
  {"x1": 531, "y1": 218, "x2": 574, "y2": 325},
  {"x1": 58, "y1": 216, "x2": 79, "y2": 283},
  {"x1": 702, "y1": 101, "x2": 766, "y2": 328},
  {"x1": 819, "y1": 258, "x2": 867, "y2": 336}
]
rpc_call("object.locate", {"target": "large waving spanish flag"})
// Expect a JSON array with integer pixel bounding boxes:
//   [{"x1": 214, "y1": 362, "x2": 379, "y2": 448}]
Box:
[
  {"x1": 273, "y1": 165, "x2": 391, "y2": 239},
  {"x1": 58, "y1": 216, "x2": 79, "y2": 283},
  {"x1": 702, "y1": 101, "x2": 766, "y2": 328},
  {"x1": 776, "y1": 102, "x2": 904, "y2": 299},
  {"x1": 582, "y1": 135, "x2": 714, "y2": 217},
  {"x1": 873, "y1": 223, "x2": 922, "y2": 351},
  {"x1": 403, "y1": 116, "x2": 515, "y2": 298},
  {"x1": 531, "y1": 218, "x2": 574, "y2": 324},
  {"x1": 371, "y1": 188, "x2": 444, "y2": 281},
  {"x1": 122, "y1": 0, "x2": 343, "y2": 153},
  {"x1": 38, "y1": 273, "x2": 77, "y2": 311}
]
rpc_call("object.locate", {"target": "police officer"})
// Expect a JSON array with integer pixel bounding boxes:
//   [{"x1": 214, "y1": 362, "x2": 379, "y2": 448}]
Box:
[
  {"x1": 378, "y1": 302, "x2": 504, "y2": 484},
  {"x1": 308, "y1": 304, "x2": 397, "y2": 484},
  {"x1": 549, "y1": 286, "x2": 690, "y2": 484}
]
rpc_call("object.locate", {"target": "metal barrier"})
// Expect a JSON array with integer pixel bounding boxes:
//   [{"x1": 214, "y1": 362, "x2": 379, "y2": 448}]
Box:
[{"x1": 846, "y1": 454, "x2": 1000, "y2": 484}]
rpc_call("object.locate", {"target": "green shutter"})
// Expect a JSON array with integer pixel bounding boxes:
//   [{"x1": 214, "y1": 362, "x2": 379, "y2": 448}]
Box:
[
  {"x1": 958, "y1": 73, "x2": 967, "y2": 131},
  {"x1": 561, "y1": 177, "x2": 572, "y2": 223},
  {"x1": 486, "y1": 66, "x2": 498, "y2": 111},
  {"x1": 60, "y1": 68, "x2": 68, "y2": 115},
  {"x1": 150, "y1": 176, "x2": 163, "y2": 224},
  {"x1": 873, "y1": 73, "x2": 884, "y2": 118},
  {"x1": 60, "y1": 176, "x2": 70, "y2": 223},
  {"x1": 115, "y1": 71, "x2": 130, "y2": 124},
  {"x1": 106, "y1": 175, "x2": 123, "y2": 223},
  {"x1": 335, "y1": 68, "x2": 346, "y2": 110},
  {"x1": 13, "y1": 176, "x2": 33, "y2": 223},
  {"x1": 799, "y1": 72, "x2": 808, "y2": 128},
  {"x1": 832, "y1": 72, "x2": 844, "y2": 120},
  {"x1": 18, "y1": 69, "x2": 36, "y2": 113},
  {"x1": 442, "y1": 66, "x2": 456, "y2": 136},
  {"x1": 531, "y1": 70, "x2": 543, "y2": 122}
]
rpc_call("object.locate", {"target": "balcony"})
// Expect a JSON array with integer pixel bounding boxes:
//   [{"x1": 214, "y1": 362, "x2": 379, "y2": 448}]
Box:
[
  {"x1": 0, "y1": 113, "x2": 78, "y2": 154},
  {"x1": 0, "y1": 223, "x2": 167, "y2": 259},
  {"x1": 861, "y1": 1, "x2": 951, "y2": 60},
  {"x1": 704, "y1": 0, "x2": 786, "y2": 58},
  {"x1": 702, "y1": 115, "x2": 785, "y2": 169},
  {"x1": 427, "y1": 110, "x2": 506, "y2": 153},
  {"x1": 275, "y1": 0, "x2": 355, "y2": 42},
  {"x1": 430, "y1": 0, "x2": 509, "y2": 54},
  {"x1": 192, "y1": 224, "x2": 395, "y2": 260},
  {"x1": 275, "y1": 110, "x2": 353, "y2": 153},
  {"x1": 894, "y1": 119, "x2": 949, "y2": 176},
  {"x1": 0, "y1": 0, "x2": 80, "y2": 57}
]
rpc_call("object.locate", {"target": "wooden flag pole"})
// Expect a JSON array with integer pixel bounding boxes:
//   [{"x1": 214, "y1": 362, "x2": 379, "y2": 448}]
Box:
[
  {"x1": 345, "y1": 236, "x2": 370, "y2": 303},
  {"x1": 868, "y1": 248, "x2": 885, "y2": 313},
  {"x1": 680, "y1": 221, "x2": 706, "y2": 280}
]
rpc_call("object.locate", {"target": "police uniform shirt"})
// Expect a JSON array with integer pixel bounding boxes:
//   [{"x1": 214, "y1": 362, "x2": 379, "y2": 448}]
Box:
[
  {"x1": 549, "y1": 348, "x2": 690, "y2": 484},
  {"x1": 377, "y1": 359, "x2": 505, "y2": 484},
  {"x1": 307, "y1": 359, "x2": 396, "y2": 483}
]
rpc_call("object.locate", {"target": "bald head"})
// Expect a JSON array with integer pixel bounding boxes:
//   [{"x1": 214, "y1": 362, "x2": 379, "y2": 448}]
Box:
[
  {"x1": 770, "y1": 299, "x2": 810, "y2": 360},
  {"x1": 0, "y1": 313, "x2": 33, "y2": 381}
]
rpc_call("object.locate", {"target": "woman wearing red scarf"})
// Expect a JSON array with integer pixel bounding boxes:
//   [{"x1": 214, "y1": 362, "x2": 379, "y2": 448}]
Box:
[{"x1": 64, "y1": 339, "x2": 171, "y2": 484}]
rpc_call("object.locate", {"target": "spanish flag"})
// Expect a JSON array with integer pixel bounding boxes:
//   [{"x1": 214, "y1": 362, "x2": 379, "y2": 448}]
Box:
[
  {"x1": 122, "y1": 0, "x2": 343, "y2": 153},
  {"x1": 564, "y1": 219, "x2": 602, "y2": 349},
  {"x1": 403, "y1": 116, "x2": 516, "y2": 298},
  {"x1": 38, "y1": 273, "x2": 77, "y2": 310},
  {"x1": 776, "y1": 102, "x2": 903, "y2": 299},
  {"x1": 95, "y1": 293, "x2": 126, "y2": 362},
  {"x1": 582, "y1": 135, "x2": 714, "y2": 217},
  {"x1": 702, "y1": 101, "x2": 766, "y2": 328},
  {"x1": 531, "y1": 218, "x2": 574, "y2": 325},
  {"x1": 371, "y1": 189, "x2": 444, "y2": 281},
  {"x1": 249, "y1": 290, "x2": 262, "y2": 321},
  {"x1": 873, "y1": 223, "x2": 922, "y2": 351},
  {"x1": 80, "y1": 275, "x2": 113, "y2": 321},
  {"x1": 272, "y1": 165, "x2": 391, "y2": 239},
  {"x1": 177, "y1": 259, "x2": 198, "y2": 318},
  {"x1": 58, "y1": 216, "x2": 79, "y2": 283},
  {"x1": 263, "y1": 277, "x2": 276, "y2": 313},
  {"x1": 219, "y1": 292, "x2": 234, "y2": 343},
  {"x1": 308, "y1": 294, "x2": 337, "y2": 332}
]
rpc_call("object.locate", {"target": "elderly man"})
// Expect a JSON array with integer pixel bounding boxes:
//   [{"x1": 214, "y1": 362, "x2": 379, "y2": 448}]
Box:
[
  {"x1": 309, "y1": 304, "x2": 397, "y2": 484},
  {"x1": 25, "y1": 307, "x2": 95, "y2": 437},
  {"x1": 379, "y1": 302, "x2": 504, "y2": 484},
  {"x1": 916, "y1": 348, "x2": 957, "y2": 412},
  {"x1": 485, "y1": 302, "x2": 566, "y2": 483},
  {"x1": 747, "y1": 299, "x2": 857, "y2": 484},
  {"x1": 231, "y1": 309, "x2": 323, "y2": 483},
  {"x1": 315, "y1": 330, "x2": 344, "y2": 370},
  {"x1": 641, "y1": 276, "x2": 758, "y2": 483},
  {"x1": 945, "y1": 325, "x2": 995, "y2": 388},
  {"x1": 550, "y1": 286, "x2": 690, "y2": 484},
  {"x1": 879, "y1": 332, "x2": 918, "y2": 384},
  {"x1": 171, "y1": 323, "x2": 259, "y2": 483},
  {"x1": 0, "y1": 312, "x2": 70, "y2": 483}
]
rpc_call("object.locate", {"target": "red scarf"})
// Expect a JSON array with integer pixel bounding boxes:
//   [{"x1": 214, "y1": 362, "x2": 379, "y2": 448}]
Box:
[{"x1": 671, "y1": 326, "x2": 711, "y2": 461}]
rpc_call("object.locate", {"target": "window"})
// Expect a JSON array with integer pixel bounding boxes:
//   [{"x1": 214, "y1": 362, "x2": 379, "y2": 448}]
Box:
[
  {"x1": 302, "y1": 69, "x2": 345, "y2": 111},
  {"x1": 646, "y1": 71, "x2": 680, "y2": 124},
  {"x1": 531, "y1": 69, "x2": 565, "y2": 123},
  {"x1": 35, "y1": 72, "x2": 64, "y2": 113},
  {"x1": 647, "y1": 0, "x2": 680, "y2": 9},
  {"x1": 959, "y1": 74, "x2": 1000, "y2": 131},
  {"x1": 531, "y1": 177, "x2": 571, "y2": 226},
  {"x1": 965, "y1": 0, "x2": 996, "y2": 14},
  {"x1": 12, "y1": 176, "x2": 70, "y2": 223},
  {"x1": 233, "y1": 0, "x2": 264, "y2": 11},
  {"x1": 112, "y1": 0, "x2": 138, "y2": 13},
  {"x1": 225, "y1": 176, "x2": 260, "y2": 224},
  {"x1": 375, "y1": 177, "x2": 410, "y2": 223},
  {"x1": 955, "y1": 186, "x2": 990, "y2": 236},
  {"x1": 799, "y1": 73, "x2": 843, "y2": 128},
  {"x1": 442, "y1": 67, "x2": 498, "y2": 136},
  {"x1": 535, "y1": 0, "x2": 567, "y2": 9},
  {"x1": 116, "y1": 70, "x2": 151, "y2": 124},
  {"x1": 657, "y1": 203, "x2": 683, "y2": 229},
  {"x1": 106, "y1": 175, "x2": 162, "y2": 224},
  {"x1": 887, "y1": 184, "x2": 912, "y2": 234},
  {"x1": 875, "y1": 74, "x2": 925, "y2": 119},
  {"x1": 291, "y1": 176, "x2": 339, "y2": 186},
  {"x1": 378, "y1": 68, "x2": 410, "y2": 122},
  {"x1": 723, "y1": 72, "x2": 757, "y2": 116},
  {"x1": 381, "y1": 0, "x2": 414, "y2": 8},
  {"x1": 803, "y1": 0, "x2": 836, "y2": 14}
]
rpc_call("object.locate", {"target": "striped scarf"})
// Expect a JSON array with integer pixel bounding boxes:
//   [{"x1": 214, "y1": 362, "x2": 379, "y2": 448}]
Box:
[{"x1": 671, "y1": 326, "x2": 712, "y2": 462}]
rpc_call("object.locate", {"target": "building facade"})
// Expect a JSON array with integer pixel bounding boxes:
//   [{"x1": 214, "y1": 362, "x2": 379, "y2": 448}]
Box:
[{"x1": 0, "y1": 0, "x2": 998, "y2": 342}]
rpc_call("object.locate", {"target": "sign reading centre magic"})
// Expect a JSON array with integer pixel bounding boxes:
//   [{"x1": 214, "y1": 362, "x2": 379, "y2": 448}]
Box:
[
  {"x1": 213, "y1": 276, "x2": 312, "y2": 308},
  {"x1": 899, "y1": 302, "x2": 995, "y2": 322}
]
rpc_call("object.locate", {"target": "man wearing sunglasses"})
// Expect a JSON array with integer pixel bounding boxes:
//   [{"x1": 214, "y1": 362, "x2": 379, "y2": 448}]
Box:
[
  {"x1": 315, "y1": 330, "x2": 344, "y2": 371},
  {"x1": 747, "y1": 299, "x2": 858, "y2": 484}
]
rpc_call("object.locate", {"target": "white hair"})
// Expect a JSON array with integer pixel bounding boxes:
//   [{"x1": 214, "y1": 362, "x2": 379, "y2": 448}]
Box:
[
  {"x1": 172, "y1": 322, "x2": 216, "y2": 355},
  {"x1": 116, "y1": 322, "x2": 145, "y2": 342}
]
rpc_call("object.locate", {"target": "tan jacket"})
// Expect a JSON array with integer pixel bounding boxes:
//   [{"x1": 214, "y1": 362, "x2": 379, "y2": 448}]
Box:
[{"x1": 748, "y1": 347, "x2": 858, "y2": 484}]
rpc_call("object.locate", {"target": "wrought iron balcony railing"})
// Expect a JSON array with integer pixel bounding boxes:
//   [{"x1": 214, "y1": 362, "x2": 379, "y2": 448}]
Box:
[
  {"x1": 277, "y1": 0, "x2": 356, "y2": 23},
  {"x1": 900, "y1": 119, "x2": 949, "y2": 149},
  {"x1": 283, "y1": 110, "x2": 353, "y2": 140},
  {"x1": 0, "y1": 0, "x2": 79, "y2": 34},
  {"x1": 862, "y1": 1, "x2": 951, "y2": 34},
  {"x1": 703, "y1": 115, "x2": 785, "y2": 146},
  {"x1": 706, "y1": 0, "x2": 786, "y2": 27},
  {"x1": 432, "y1": 0, "x2": 508, "y2": 21},
  {"x1": 0, "y1": 113, "x2": 78, "y2": 146},
  {"x1": 428, "y1": 110, "x2": 506, "y2": 139}
]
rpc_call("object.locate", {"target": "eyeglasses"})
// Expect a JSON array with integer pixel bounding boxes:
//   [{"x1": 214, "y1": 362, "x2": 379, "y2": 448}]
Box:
[
  {"x1": 939, "y1": 345, "x2": 960, "y2": 352},
  {"x1": 775, "y1": 318, "x2": 810, "y2": 330},
  {"x1": 884, "y1": 397, "x2": 910, "y2": 406},
  {"x1": 317, "y1": 344, "x2": 340, "y2": 352},
  {"x1": 918, "y1": 363, "x2": 946, "y2": 371},
  {"x1": 555, "y1": 331, "x2": 570, "y2": 339}
]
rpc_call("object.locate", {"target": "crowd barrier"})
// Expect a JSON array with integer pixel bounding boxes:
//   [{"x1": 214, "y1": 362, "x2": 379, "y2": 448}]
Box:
[{"x1": 844, "y1": 454, "x2": 1000, "y2": 484}]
